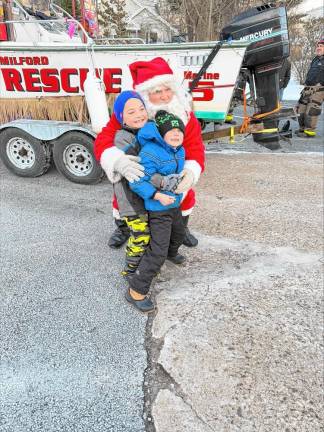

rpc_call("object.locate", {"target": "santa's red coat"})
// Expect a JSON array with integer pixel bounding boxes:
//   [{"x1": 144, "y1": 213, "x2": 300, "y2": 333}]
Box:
[{"x1": 94, "y1": 112, "x2": 205, "y2": 214}]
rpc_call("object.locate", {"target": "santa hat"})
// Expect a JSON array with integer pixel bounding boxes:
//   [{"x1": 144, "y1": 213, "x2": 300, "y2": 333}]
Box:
[
  {"x1": 129, "y1": 57, "x2": 176, "y2": 93},
  {"x1": 318, "y1": 39, "x2": 324, "y2": 45}
]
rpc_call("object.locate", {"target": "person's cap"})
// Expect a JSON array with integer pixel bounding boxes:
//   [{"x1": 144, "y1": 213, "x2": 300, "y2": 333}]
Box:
[
  {"x1": 113, "y1": 90, "x2": 145, "y2": 124},
  {"x1": 317, "y1": 39, "x2": 324, "y2": 45},
  {"x1": 155, "y1": 110, "x2": 185, "y2": 138}
]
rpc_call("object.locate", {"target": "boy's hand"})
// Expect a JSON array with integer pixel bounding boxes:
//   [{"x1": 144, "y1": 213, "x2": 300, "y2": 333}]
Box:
[
  {"x1": 154, "y1": 192, "x2": 176, "y2": 206},
  {"x1": 114, "y1": 155, "x2": 145, "y2": 182}
]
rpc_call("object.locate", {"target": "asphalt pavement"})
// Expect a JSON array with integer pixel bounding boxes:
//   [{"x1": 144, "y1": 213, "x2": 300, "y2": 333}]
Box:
[
  {"x1": 0, "y1": 166, "x2": 147, "y2": 432},
  {"x1": 0, "y1": 101, "x2": 322, "y2": 432}
]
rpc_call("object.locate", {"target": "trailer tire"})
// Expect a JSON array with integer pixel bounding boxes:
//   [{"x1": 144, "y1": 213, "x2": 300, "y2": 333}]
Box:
[
  {"x1": 0, "y1": 128, "x2": 51, "y2": 178},
  {"x1": 52, "y1": 132, "x2": 103, "y2": 185}
]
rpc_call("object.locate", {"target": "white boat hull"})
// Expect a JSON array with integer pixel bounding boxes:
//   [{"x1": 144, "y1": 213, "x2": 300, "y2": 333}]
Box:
[{"x1": 0, "y1": 42, "x2": 247, "y2": 122}]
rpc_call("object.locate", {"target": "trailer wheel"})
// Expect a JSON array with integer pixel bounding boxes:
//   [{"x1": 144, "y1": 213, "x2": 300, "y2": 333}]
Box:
[
  {"x1": 0, "y1": 128, "x2": 51, "y2": 177},
  {"x1": 52, "y1": 132, "x2": 103, "y2": 185}
]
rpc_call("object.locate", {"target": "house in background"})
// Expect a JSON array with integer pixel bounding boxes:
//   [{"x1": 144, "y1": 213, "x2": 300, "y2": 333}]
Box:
[
  {"x1": 17, "y1": 0, "x2": 178, "y2": 43},
  {"x1": 125, "y1": 0, "x2": 177, "y2": 43}
]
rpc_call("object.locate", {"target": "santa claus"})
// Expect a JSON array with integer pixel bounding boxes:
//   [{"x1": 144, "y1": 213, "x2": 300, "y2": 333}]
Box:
[{"x1": 94, "y1": 57, "x2": 205, "y2": 248}]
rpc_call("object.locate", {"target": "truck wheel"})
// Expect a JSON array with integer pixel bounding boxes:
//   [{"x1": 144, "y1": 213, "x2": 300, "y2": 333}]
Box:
[
  {"x1": 52, "y1": 132, "x2": 103, "y2": 185},
  {"x1": 0, "y1": 128, "x2": 51, "y2": 177}
]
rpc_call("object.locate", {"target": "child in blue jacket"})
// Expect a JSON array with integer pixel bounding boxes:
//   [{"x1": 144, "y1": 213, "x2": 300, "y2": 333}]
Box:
[
  {"x1": 126, "y1": 110, "x2": 186, "y2": 313},
  {"x1": 110, "y1": 91, "x2": 183, "y2": 278}
]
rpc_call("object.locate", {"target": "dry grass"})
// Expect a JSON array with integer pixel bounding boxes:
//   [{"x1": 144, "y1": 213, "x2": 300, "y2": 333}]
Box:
[{"x1": 0, "y1": 94, "x2": 116, "y2": 124}]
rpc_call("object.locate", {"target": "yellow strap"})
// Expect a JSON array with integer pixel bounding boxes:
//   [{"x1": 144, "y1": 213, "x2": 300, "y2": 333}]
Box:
[
  {"x1": 229, "y1": 126, "x2": 235, "y2": 143},
  {"x1": 253, "y1": 128, "x2": 278, "y2": 134},
  {"x1": 304, "y1": 129, "x2": 316, "y2": 136}
]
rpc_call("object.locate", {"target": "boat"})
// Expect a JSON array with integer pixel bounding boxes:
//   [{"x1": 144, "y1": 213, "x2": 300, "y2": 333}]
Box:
[{"x1": 0, "y1": 1, "x2": 291, "y2": 184}]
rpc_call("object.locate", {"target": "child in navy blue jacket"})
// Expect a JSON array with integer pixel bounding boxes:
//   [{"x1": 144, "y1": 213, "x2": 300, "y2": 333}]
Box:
[{"x1": 125, "y1": 110, "x2": 186, "y2": 313}]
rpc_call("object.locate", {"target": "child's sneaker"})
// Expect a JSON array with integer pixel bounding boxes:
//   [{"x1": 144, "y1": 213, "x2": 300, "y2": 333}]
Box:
[
  {"x1": 125, "y1": 289, "x2": 155, "y2": 313},
  {"x1": 167, "y1": 253, "x2": 186, "y2": 265}
]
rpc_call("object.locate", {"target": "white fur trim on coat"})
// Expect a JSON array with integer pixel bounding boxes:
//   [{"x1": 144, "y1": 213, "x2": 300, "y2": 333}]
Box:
[
  {"x1": 180, "y1": 190, "x2": 188, "y2": 203},
  {"x1": 135, "y1": 74, "x2": 176, "y2": 93},
  {"x1": 181, "y1": 208, "x2": 193, "y2": 216},
  {"x1": 184, "y1": 160, "x2": 202, "y2": 185},
  {"x1": 100, "y1": 147, "x2": 124, "y2": 184},
  {"x1": 112, "y1": 208, "x2": 121, "y2": 219},
  {"x1": 180, "y1": 191, "x2": 192, "y2": 215}
]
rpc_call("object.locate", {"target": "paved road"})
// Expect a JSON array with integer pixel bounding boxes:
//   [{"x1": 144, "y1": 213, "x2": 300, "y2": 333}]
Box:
[{"x1": 0, "y1": 165, "x2": 147, "y2": 432}]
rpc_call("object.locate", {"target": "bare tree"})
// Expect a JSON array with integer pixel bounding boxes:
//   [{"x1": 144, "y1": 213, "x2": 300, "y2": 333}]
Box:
[
  {"x1": 158, "y1": 0, "x2": 308, "y2": 42},
  {"x1": 98, "y1": 0, "x2": 127, "y2": 37},
  {"x1": 290, "y1": 17, "x2": 324, "y2": 84},
  {"x1": 158, "y1": 0, "x2": 261, "y2": 41}
]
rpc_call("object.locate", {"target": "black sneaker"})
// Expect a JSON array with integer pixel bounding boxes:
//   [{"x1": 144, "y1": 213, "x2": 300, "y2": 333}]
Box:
[
  {"x1": 108, "y1": 227, "x2": 129, "y2": 249},
  {"x1": 167, "y1": 254, "x2": 186, "y2": 265},
  {"x1": 182, "y1": 227, "x2": 198, "y2": 247},
  {"x1": 125, "y1": 290, "x2": 155, "y2": 313}
]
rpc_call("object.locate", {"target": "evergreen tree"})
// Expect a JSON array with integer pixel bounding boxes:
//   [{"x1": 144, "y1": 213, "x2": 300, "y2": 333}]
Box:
[{"x1": 98, "y1": 0, "x2": 127, "y2": 38}]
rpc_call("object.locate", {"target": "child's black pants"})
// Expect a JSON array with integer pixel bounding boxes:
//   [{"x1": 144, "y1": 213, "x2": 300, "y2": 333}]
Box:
[{"x1": 129, "y1": 208, "x2": 185, "y2": 295}]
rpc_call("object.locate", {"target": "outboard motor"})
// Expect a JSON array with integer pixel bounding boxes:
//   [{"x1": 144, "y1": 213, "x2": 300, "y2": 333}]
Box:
[{"x1": 221, "y1": 2, "x2": 289, "y2": 149}]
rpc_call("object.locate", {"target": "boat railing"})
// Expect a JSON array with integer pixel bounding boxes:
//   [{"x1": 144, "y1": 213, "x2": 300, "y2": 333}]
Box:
[
  {"x1": 94, "y1": 37, "x2": 146, "y2": 45},
  {"x1": 50, "y1": 2, "x2": 75, "y2": 21},
  {"x1": 2, "y1": 18, "x2": 91, "y2": 45}
]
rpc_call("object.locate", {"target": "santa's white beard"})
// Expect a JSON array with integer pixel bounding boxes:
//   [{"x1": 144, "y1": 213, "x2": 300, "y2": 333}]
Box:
[{"x1": 141, "y1": 93, "x2": 191, "y2": 125}]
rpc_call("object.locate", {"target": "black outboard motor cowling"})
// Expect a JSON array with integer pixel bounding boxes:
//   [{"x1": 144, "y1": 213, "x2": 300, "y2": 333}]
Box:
[{"x1": 221, "y1": 2, "x2": 290, "y2": 149}]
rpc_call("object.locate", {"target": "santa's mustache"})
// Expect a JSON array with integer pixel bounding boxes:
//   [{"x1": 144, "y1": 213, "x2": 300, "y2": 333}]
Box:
[{"x1": 144, "y1": 98, "x2": 189, "y2": 125}]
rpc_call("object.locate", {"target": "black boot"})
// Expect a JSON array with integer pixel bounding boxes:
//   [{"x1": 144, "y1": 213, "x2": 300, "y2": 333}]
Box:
[
  {"x1": 182, "y1": 215, "x2": 198, "y2": 247},
  {"x1": 167, "y1": 253, "x2": 186, "y2": 264},
  {"x1": 108, "y1": 218, "x2": 130, "y2": 249}
]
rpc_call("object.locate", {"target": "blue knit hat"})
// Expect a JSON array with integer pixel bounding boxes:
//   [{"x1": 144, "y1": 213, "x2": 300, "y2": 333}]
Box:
[{"x1": 113, "y1": 90, "x2": 145, "y2": 125}]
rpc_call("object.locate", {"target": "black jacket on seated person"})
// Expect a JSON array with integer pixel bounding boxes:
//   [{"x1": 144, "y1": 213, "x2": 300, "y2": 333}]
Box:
[{"x1": 304, "y1": 56, "x2": 324, "y2": 86}]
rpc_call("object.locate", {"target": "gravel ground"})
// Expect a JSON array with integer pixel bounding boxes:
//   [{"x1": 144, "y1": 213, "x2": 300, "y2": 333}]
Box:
[
  {"x1": 150, "y1": 150, "x2": 323, "y2": 432},
  {"x1": 191, "y1": 153, "x2": 323, "y2": 251},
  {"x1": 0, "y1": 166, "x2": 146, "y2": 432}
]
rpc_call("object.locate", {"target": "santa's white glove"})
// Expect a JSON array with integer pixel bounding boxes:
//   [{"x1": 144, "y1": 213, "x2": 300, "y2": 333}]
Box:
[
  {"x1": 174, "y1": 169, "x2": 195, "y2": 194},
  {"x1": 114, "y1": 154, "x2": 145, "y2": 183}
]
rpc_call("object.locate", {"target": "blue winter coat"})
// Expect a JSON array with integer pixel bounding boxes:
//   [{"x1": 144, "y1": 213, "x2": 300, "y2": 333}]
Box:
[{"x1": 129, "y1": 121, "x2": 185, "y2": 212}]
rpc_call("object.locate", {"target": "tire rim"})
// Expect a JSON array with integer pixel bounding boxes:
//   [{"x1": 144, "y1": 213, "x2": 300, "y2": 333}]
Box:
[
  {"x1": 6, "y1": 137, "x2": 36, "y2": 169},
  {"x1": 62, "y1": 143, "x2": 93, "y2": 177}
]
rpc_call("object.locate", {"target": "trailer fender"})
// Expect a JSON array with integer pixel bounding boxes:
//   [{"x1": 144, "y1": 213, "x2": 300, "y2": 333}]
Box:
[{"x1": 0, "y1": 119, "x2": 96, "y2": 142}]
